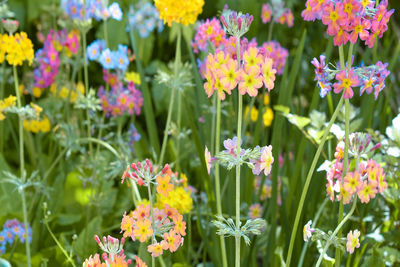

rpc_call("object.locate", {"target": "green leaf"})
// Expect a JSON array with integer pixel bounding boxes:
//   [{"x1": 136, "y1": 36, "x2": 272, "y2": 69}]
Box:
[
  {"x1": 273, "y1": 105, "x2": 290, "y2": 114},
  {"x1": 73, "y1": 217, "x2": 102, "y2": 258},
  {"x1": 56, "y1": 213, "x2": 82, "y2": 226}
]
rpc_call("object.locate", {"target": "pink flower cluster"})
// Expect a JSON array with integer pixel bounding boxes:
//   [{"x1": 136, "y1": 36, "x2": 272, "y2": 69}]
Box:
[
  {"x1": 192, "y1": 18, "x2": 227, "y2": 54},
  {"x1": 326, "y1": 145, "x2": 387, "y2": 204},
  {"x1": 261, "y1": 41, "x2": 289, "y2": 75},
  {"x1": 302, "y1": 0, "x2": 394, "y2": 47},
  {"x1": 312, "y1": 55, "x2": 390, "y2": 99},
  {"x1": 98, "y1": 81, "x2": 143, "y2": 117},
  {"x1": 202, "y1": 43, "x2": 277, "y2": 100},
  {"x1": 120, "y1": 203, "x2": 185, "y2": 257},
  {"x1": 34, "y1": 30, "x2": 80, "y2": 90},
  {"x1": 261, "y1": 2, "x2": 294, "y2": 27}
]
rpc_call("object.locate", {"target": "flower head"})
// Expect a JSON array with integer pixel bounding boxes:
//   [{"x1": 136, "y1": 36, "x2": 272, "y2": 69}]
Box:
[
  {"x1": 346, "y1": 229, "x2": 360, "y2": 254},
  {"x1": 303, "y1": 220, "x2": 315, "y2": 242}
]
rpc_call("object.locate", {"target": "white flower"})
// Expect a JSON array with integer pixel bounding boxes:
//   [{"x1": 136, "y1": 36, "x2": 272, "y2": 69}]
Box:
[{"x1": 108, "y1": 2, "x2": 122, "y2": 21}]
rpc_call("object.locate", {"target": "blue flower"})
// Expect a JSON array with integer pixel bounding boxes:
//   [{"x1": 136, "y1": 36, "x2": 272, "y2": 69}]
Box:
[
  {"x1": 99, "y1": 48, "x2": 116, "y2": 69},
  {"x1": 87, "y1": 39, "x2": 106, "y2": 61},
  {"x1": 115, "y1": 51, "x2": 129, "y2": 71}
]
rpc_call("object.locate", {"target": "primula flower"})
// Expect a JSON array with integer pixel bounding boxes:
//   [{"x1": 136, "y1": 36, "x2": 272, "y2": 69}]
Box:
[
  {"x1": 263, "y1": 107, "x2": 274, "y2": 127},
  {"x1": 239, "y1": 66, "x2": 263, "y2": 97},
  {"x1": 243, "y1": 47, "x2": 263, "y2": 69},
  {"x1": 148, "y1": 242, "x2": 164, "y2": 257},
  {"x1": 161, "y1": 230, "x2": 182, "y2": 252},
  {"x1": 120, "y1": 212, "x2": 135, "y2": 239},
  {"x1": 154, "y1": 0, "x2": 204, "y2": 26},
  {"x1": 357, "y1": 180, "x2": 378, "y2": 204},
  {"x1": 134, "y1": 255, "x2": 148, "y2": 267},
  {"x1": 261, "y1": 57, "x2": 276, "y2": 91},
  {"x1": 303, "y1": 220, "x2": 314, "y2": 242},
  {"x1": 192, "y1": 17, "x2": 226, "y2": 53},
  {"x1": 156, "y1": 175, "x2": 174, "y2": 197},
  {"x1": 333, "y1": 69, "x2": 360, "y2": 99},
  {"x1": 205, "y1": 146, "x2": 212, "y2": 174},
  {"x1": 173, "y1": 214, "x2": 186, "y2": 236},
  {"x1": 349, "y1": 17, "x2": 370, "y2": 44},
  {"x1": 346, "y1": 230, "x2": 360, "y2": 254},
  {"x1": 248, "y1": 203, "x2": 262, "y2": 219},
  {"x1": 127, "y1": 3, "x2": 164, "y2": 38},
  {"x1": 261, "y1": 4, "x2": 272, "y2": 23},
  {"x1": 251, "y1": 145, "x2": 274, "y2": 176},
  {"x1": 343, "y1": 171, "x2": 361, "y2": 195},
  {"x1": 132, "y1": 204, "x2": 150, "y2": 220},
  {"x1": 219, "y1": 58, "x2": 239, "y2": 91},
  {"x1": 133, "y1": 219, "x2": 153, "y2": 242},
  {"x1": 321, "y1": 2, "x2": 346, "y2": 36}
]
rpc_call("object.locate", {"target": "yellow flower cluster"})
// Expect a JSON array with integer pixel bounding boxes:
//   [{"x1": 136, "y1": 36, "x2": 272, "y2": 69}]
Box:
[
  {"x1": 0, "y1": 95, "x2": 17, "y2": 120},
  {"x1": 0, "y1": 32, "x2": 34, "y2": 66},
  {"x1": 124, "y1": 71, "x2": 141, "y2": 85},
  {"x1": 155, "y1": 186, "x2": 193, "y2": 214},
  {"x1": 23, "y1": 115, "x2": 51, "y2": 133},
  {"x1": 244, "y1": 105, "x2": 274, "y2": 127},
  {"x1": 49, "y1": 82, "x2": 85, "y2": 102},
  {"x1": 155, "y1": 0, "x2": 204, "y2": 26}
]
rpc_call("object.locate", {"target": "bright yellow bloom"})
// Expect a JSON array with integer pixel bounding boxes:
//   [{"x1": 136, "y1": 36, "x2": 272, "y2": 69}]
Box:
[
  {"x1": 155, "y1": 0, "x2": 204, "y2": 26},
  {"x1": 125, "y1": 71, "x2": 141, "y2": 85},
  {"x1": 244, "y1": 105, "x2": 259, "y2": 122},
  {"x1": 264, "y1": 94, "x2": 270, "y2": 105},
  {"x1": 133, "y1": 218, "x2": 153, "y2": 242},
  {"x1": 0, "y1": 95, "x2": 17, "y2": 120},
  {"x1": 3, "y1": 32, "x2": 34, "y2": 66},
  {"x1": 32, "y1": 87, "x2": 42, "y2": 98},
  {"x1": 263, "y1": 107, "x2": 274, "y2": 127},
  {"x1": 156, "y1": 187, "x2": 193, "y2": 214}
]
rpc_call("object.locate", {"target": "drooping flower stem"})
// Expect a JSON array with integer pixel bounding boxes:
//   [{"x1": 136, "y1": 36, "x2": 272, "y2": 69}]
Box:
[
  {"x1": 335, "y1": 42, "x2": 354, "y2": 266},
  {"x1": 235, "y1": 35, "x2": 243, "y2": 267},
  {"x1": 81, "y1": 31, "x2": 93, "y2": 157},
  {"x1": 158, "y1": 25, "x2": 181, "y2": 167},
  {"x1": 215, "y1": 97, "x2": 228, "y2": 267},
  {"x1": 286, "y1": 95, "x2": 344, "y2": 267},
  {"x1": 147, "y1": 182, "x2": 156, "y2": 267},
  {"x1": 315, "y1": 197, "x2": 357, "y2": 267},
  {"x1": 13, "y1": 66, "x2": 31, "y2": 267}
]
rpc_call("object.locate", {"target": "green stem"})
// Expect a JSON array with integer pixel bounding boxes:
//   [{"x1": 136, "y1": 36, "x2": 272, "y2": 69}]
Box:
[
  {"x1": 315, "y1": 198, "x2": 357, "y2": 267},
  {"x1": 158, "y1": 25, "x2": 181, "y2": 167},
  {"x1": 235, "y1": 36, "x2": 242, "y2": 267},
  {"x1": 267, "y1": 21, "x2": 274, "y2": 42},
  {"x1": 211, "y1": 94, "x2": 217, "y2": 154},
  {"x1": 285, "y1": 95, "x2": 345, "y2": 267},
  {"x1": 335, "y1": 43, "x2": 353, "y2": 266},
  {"x1": 176, "y1": 90, "x2": 182, "y2": 170},
  {"x1": 81, "y1": 32, "x2": 93, "y2": 157},
  {"x1": 147, "y1": 183, "x2": 156, "y2": 267},
  {"x1": 13, "y1": 66, "x2": 31, "y2": 267},
  {"x1": 43, "y1": 208, "x2": 76, "y2": 267},
  {"x1": 215, "y1": 97, "x2": 228, "y2": 267}
]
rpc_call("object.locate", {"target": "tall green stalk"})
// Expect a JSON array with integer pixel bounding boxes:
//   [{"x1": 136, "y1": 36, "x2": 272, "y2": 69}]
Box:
[
  {"x1": 235, "y1": 36, "x2": 242, "y2": 267},
  {"x1": 158, "y1": 26, "x2": 181, "y2": 167},
  {"x1": 81, "y1": 32, "x2": 93, "y2": 156},
  {"x1": 335, "y1": 42, "x2": 354, "y2": 266},
  {"x1": 13, "y1": 66, "x2": 31, "y2": 267},
  {"x1": 285, "y1": 95, "x2": 344, "y2": 267},
  {"x1": 215, "y1": 97, "x2": 228, "y2": 267}
]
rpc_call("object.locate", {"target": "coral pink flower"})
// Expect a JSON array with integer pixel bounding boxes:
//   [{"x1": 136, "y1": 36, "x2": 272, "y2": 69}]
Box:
[
  {"x1": 261, "y1": 57, "x2": 276, "y2": 91},
  {"x1": 261, "y1": 3, "x2": 272, "y2": 23},
  {"x1": 346, "y1": 230, "x2": 360, "y2": 254},
  {"x1": 239, "y1": 66, "x2": 263, "y2": 97},
  {"x1": 161, "y1": 230, "x2": 181, "y2": 252},
  {"x1": 333, "y1": 26, "x2": 349, "y2": 46},
  {"x1": 349, "y1": 17, "x2": 370, "y2": 44},
  {"x1": 321, "y1": 2, "x2": 346, "y2": 36},
  {"x1": 333, "y1": 69, "x2": 360, "y2": 99},
  {"x1": 357, "y1": 181, "x2": 378, "y2": 203},
  {"x1": 148, "y1": 242, "x2": 164, "y2": 257}
]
